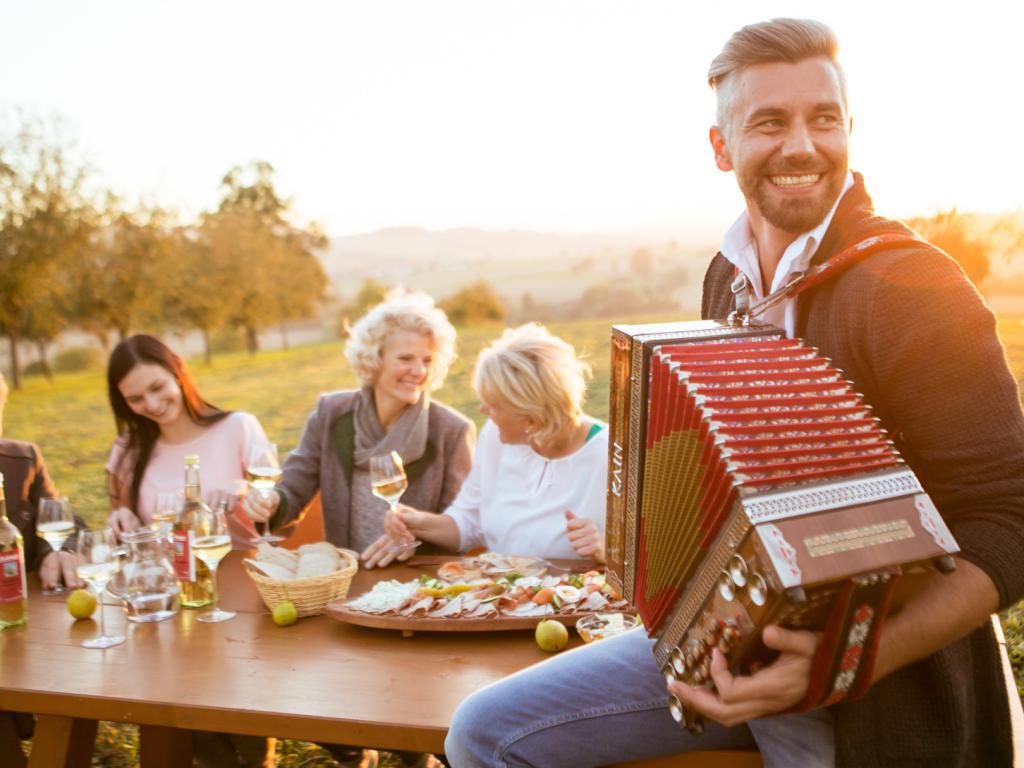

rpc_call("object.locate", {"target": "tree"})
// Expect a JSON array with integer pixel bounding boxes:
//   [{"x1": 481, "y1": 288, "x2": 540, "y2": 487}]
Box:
[
  {"x1": 0, "y1": 115, "x2": 94, "y2": 387},
  {"x1": 265, "y1": 223, "x2": 328, "y2": 349},
  {"x1": 162, "y1": 226, "x2": 237, "y2": 365},
  {"x1": 70, "y1": 200, "x2": 176, "y2": 343},
  {"x1": 203, "y1": 162, "x2": 327, "y2": 354},
  {"x1": 439, "y1": 281, "x2": 506, "y2": 325},
  {"x1": 339, "y1": 278, "x2": 389, "y2": 334},
  {"x1": 906, "y1": 209, "x2": 990, "y2": 287}
]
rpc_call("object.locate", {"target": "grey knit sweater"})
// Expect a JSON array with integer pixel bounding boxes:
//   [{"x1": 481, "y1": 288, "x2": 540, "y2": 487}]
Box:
[{"x1": 702, "y1": 174, "x2": 1024, "y2": 767}]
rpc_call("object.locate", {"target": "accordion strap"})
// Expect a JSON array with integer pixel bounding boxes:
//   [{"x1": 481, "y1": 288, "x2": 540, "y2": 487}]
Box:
[
  {"x1": 792, "y1": 569, "x2": 900, "y2": 711},
  {"x1": 729, "y1": 233, "x2": 925, "y2": 325}
]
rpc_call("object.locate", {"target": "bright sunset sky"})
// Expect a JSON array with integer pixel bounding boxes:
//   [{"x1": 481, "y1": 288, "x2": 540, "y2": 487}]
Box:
[{"x1": 2, "y1": 1, "x2": 1020, "y2": 240}]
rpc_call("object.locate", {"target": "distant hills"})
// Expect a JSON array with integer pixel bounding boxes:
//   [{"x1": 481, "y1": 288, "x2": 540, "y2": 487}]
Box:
[{"x1": 321, "y1": 226, "x2": 717, "y2": 309}]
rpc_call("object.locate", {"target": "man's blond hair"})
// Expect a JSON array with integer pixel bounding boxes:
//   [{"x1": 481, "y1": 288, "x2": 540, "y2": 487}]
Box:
[{"x1": 708, "y1": 18, "x2": 847, "y2": 133}]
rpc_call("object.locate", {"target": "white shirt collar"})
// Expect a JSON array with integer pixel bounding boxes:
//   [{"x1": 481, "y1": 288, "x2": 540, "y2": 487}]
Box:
[{"x1": 719, "y1": 171, "x2": 855, "y2": 300}]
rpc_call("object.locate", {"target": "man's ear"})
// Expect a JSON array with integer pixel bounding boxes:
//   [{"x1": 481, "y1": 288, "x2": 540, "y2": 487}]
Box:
[{"x1": 710, "y1": 126, "x2": 732, "y2": 172}]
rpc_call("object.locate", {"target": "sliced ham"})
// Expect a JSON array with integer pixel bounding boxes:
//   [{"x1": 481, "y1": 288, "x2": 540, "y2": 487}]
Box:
[
  {"x1": 399, "y1": 595, "x2": 435, "y2": 617},
  {"x1": 428, "y1": 595, "x2": 466, "y2": 618}
]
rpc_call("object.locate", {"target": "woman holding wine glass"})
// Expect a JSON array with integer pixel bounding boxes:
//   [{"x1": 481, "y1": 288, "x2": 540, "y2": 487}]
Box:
[
  {"x1": 242, "y1": 289, "x2": 474, "y2": 768},
  {"x1": 0, "y1": 372, "x2": 84, "y2": 591},
  {"x1": 243, "y1": 289, "x2": 475, "y2": 555},
  {"x1": 362, "y1": 323, "x2": 608, "y2": 569},
  {"x1": 105, "y1": 334, "x2": 271, "y2": 549},
  {"x1": 0, "y1": 373, "x2": 87, "y2": 750}
]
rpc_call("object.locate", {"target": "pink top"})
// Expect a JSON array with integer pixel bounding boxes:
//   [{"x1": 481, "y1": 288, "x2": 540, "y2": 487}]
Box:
[{"x1": 107, "y1": 411, "x2": 268, "y2": 546}]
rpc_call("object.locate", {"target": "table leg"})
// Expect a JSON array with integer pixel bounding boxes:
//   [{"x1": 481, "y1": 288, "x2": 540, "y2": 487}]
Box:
[
  {"x1": 28, "y1": 715, "x2": 97, "y2": 768},
  {"x1": 0, "y1": 711, "x2": 28, "y2": 768},
  {"x1": 139, "y1": 724, "x2": 193, "y2": 768}
]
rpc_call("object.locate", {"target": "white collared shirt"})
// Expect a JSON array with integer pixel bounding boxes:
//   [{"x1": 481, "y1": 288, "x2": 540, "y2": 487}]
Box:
[
  {"x1": 718, "y1": 172, "x2": 854, "y2": 337},
  {"x1": 443, "y1": 420, "x2": 608, "y2": 559}
]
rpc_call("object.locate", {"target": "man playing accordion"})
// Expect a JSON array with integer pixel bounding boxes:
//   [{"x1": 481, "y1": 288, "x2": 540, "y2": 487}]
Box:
[{"x1": 444, "y1": 17, "x2": 1024, "y2": 768}]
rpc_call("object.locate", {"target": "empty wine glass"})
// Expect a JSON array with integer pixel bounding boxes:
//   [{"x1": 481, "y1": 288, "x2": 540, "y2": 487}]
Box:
[
  {"x1": 247, "y1": 442, "x2": 284, "y2": 544},
  {"x1": 369, "y1": 451, "x2": 419, "y2": 553},
  {"x1": 36, "y1": 498, "x2": 75, "y2": 595},
  {"x1": 193, "y1": 498, "x2": 235, "y2": 623},
  {"x1": 75, "y1": 528, "x2": 125, "y2": 649}
]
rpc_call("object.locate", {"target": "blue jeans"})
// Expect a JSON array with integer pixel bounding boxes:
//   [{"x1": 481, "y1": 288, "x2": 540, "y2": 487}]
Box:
[{"x1": 445, "y1": 628, "x2": 834, "y2": 768}]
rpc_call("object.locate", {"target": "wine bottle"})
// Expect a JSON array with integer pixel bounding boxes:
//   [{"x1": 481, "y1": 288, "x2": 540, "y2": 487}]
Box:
[
  {"x1": 0, "y1": 473, "x2": 28, "y2": 630},
  {"x1": 171, "y1": 455, "x2": 214, "y2": 608}
]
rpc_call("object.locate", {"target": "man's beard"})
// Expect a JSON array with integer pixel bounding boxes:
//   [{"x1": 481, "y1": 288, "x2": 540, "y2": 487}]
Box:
[{"x1": 738, "y1": 160, "x2": 845, "y2": 234}]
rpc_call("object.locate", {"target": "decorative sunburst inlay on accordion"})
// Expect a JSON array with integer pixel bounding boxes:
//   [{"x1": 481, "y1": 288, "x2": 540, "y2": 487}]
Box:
[{"x1": 606, "y1": 320, "x2": 959, "y2": 729}]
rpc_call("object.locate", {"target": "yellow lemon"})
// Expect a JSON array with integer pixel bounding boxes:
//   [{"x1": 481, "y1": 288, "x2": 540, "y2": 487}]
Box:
[
  {"x1": 535, "y1": 618, "x2": 569, "y2": 652},
  {"x1": 272, "y1": 601, "x2": 298, "y2": 627},
  {"x1": 67, "y1": 588, "x2": 97, "y2": 620}
]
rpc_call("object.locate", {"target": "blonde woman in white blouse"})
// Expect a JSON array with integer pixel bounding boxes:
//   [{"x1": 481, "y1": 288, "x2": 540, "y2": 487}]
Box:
[{"x1": 362, "y1": 323, "x2": 607, "y2": 568}]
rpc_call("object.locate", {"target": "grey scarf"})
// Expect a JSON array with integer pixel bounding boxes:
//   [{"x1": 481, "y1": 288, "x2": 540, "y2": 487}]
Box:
[
  {"x1": 351, "y1": 386, "x2": 429, "y2": 468},
  {"x1": 348, "y1": 387, "x2": 430, "y2": 551}
]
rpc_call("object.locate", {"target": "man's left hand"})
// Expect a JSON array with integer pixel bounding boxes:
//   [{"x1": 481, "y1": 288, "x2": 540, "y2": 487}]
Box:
[
  {"x1": 39, "y1": 550, "x2": 83, "y2": 591},
  {"x1": 668, "y1": 624, "x2": 819, "y2": 726}
]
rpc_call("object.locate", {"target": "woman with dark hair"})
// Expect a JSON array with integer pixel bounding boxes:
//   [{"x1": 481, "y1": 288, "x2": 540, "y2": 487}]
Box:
[
  {"x1": 105, "y1": 334, "x2": 268, "y2": 545},
  {"x1": 105, "y1": 335, "x2": 273, "y2": 768}
]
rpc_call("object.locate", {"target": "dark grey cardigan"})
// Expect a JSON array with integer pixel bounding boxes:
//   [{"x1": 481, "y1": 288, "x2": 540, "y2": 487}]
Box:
[
  {"x1": 272, "y1": 391, "x2": 475, "y2": 553},
  {"x1": 702, "y1": 174, "x2": 1024, "y2": 767}
]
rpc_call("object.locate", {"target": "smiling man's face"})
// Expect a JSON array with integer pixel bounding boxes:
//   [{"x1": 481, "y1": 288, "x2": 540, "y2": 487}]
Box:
[{"x1": 711, "y1": 56, "x2": 851, "y2": 235}]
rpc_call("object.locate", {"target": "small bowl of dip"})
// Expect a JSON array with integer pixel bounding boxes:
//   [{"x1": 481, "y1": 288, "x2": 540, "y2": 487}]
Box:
[{"x1": 576, "y1": 612, "x2": 641, "y2": 643}]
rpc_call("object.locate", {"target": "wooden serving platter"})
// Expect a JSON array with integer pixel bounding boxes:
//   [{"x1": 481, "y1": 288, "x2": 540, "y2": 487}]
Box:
[
  {"x1": 324, "y1": 599, "x2": 589, "y2": 633},
  {"x1": 324, "y1": 555, "x2": 614, "y2": 635}
]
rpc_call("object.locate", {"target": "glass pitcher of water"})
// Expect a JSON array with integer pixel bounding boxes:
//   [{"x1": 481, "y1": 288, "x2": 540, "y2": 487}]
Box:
[{"x1": 109, "y1": 527, "x2": 180, "y2": 622}]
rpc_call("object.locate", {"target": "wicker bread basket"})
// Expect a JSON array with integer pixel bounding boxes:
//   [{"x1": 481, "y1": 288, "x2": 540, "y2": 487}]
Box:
[{"x1": 245, "y1": 547, "x2": 359, "y2": 617}]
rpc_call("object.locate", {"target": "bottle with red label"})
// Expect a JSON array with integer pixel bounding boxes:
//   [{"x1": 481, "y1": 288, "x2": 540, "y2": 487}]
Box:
[
  {"x1": 172, "y1": 454, "x2": 214, "y2": 608},
  {"x1": 0, "y1": 473, "x2": 28, "y2": 630}
]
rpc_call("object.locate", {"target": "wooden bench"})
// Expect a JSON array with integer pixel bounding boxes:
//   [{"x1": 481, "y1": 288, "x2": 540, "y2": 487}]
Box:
[{"x1": 607, "y1": 749, "x2": 762, "y2": 767}]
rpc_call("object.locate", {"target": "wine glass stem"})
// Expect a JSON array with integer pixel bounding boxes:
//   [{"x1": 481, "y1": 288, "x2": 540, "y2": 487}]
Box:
[
  {"x1": 208, "y1": 564, "x2": 220, "y2": 612},
  {"x1": 97, "y1": 584, "x2": 108, "y2": 637}
]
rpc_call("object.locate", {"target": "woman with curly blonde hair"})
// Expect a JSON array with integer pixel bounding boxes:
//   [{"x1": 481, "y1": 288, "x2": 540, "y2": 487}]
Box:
[
  {"x1": 244, "y1": 289, "x2": 475, "y2": 555},
  {"x1": 363, "y1": 322, "x2": 607, "y2": 568}
]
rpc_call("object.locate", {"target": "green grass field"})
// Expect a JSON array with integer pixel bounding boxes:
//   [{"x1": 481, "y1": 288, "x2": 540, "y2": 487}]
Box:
[{"x1": 7, "y1": 315, "x2": 1024, "y2": 765}]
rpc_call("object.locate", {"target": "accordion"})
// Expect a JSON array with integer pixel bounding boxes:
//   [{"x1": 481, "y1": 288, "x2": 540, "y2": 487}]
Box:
[{"x1": 606, "y1": 320, "x2": 958, "y2": 729}]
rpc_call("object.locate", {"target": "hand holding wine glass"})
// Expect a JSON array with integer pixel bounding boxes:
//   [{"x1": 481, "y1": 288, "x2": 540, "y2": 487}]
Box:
[
  {"x1": 75, "y1": 528, "x2": 125, "y2": 649},
  {"x1": 246, "y1": 443, "x2": 284, "y2": 544},
  {"x1": 36, "y1": 498, "x2": 75, "y2": 595},
  {"x1": 193, "y1": 497, "x2": 235, "y2": 623},
  {"x1": 369, "y1": 451, "x2": 419, "y2": 553}
]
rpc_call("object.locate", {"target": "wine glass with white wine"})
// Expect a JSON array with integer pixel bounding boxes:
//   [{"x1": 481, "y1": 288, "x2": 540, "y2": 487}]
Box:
[
  {"x1": 246, "y1": 442, "x2": 284, "y2": 544},
  {"x1": 369, "y1": 451, "x2": 420, "y2": 553},
  {"x1": 36, "y1": 498, "x2": 76, "y2": 595},
  {"x1": 151, "y1": 490, "x2": 181, "y2": 544},
  {"x1": 193, "y1": 498, "x2": 235, "y2": 623},
  {"x1": 75, "y1": 528, "x2": 125, "y2": 649}
]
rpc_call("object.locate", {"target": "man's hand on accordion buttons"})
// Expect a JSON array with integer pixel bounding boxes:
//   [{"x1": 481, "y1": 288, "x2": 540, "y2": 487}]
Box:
[
  {"x1": 668, "y1": 624, "x2": 820, "y2": 726},
  {"x1": 565, "y1": 510, "x2": 605, "y2": 563}
]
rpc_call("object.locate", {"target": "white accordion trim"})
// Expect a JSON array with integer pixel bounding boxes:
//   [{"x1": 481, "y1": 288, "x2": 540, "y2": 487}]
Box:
[{"x1": 743, "y1": 470, "x2": 923, "y2": 524}]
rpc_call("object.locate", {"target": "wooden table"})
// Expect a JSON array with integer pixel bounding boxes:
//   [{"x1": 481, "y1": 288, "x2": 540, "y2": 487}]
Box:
[{"x1": 0, "y1": 553, "x2": 573, "y2": 766}]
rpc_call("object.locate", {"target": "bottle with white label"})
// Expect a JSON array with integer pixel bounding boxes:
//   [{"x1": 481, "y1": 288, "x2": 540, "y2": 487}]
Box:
[
  {"x1": 172, "y1": 455, "x2": 214, "y2": 608},
  {"x1": 0, "y1": 473, "x2": 28, "y2": 630}
]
